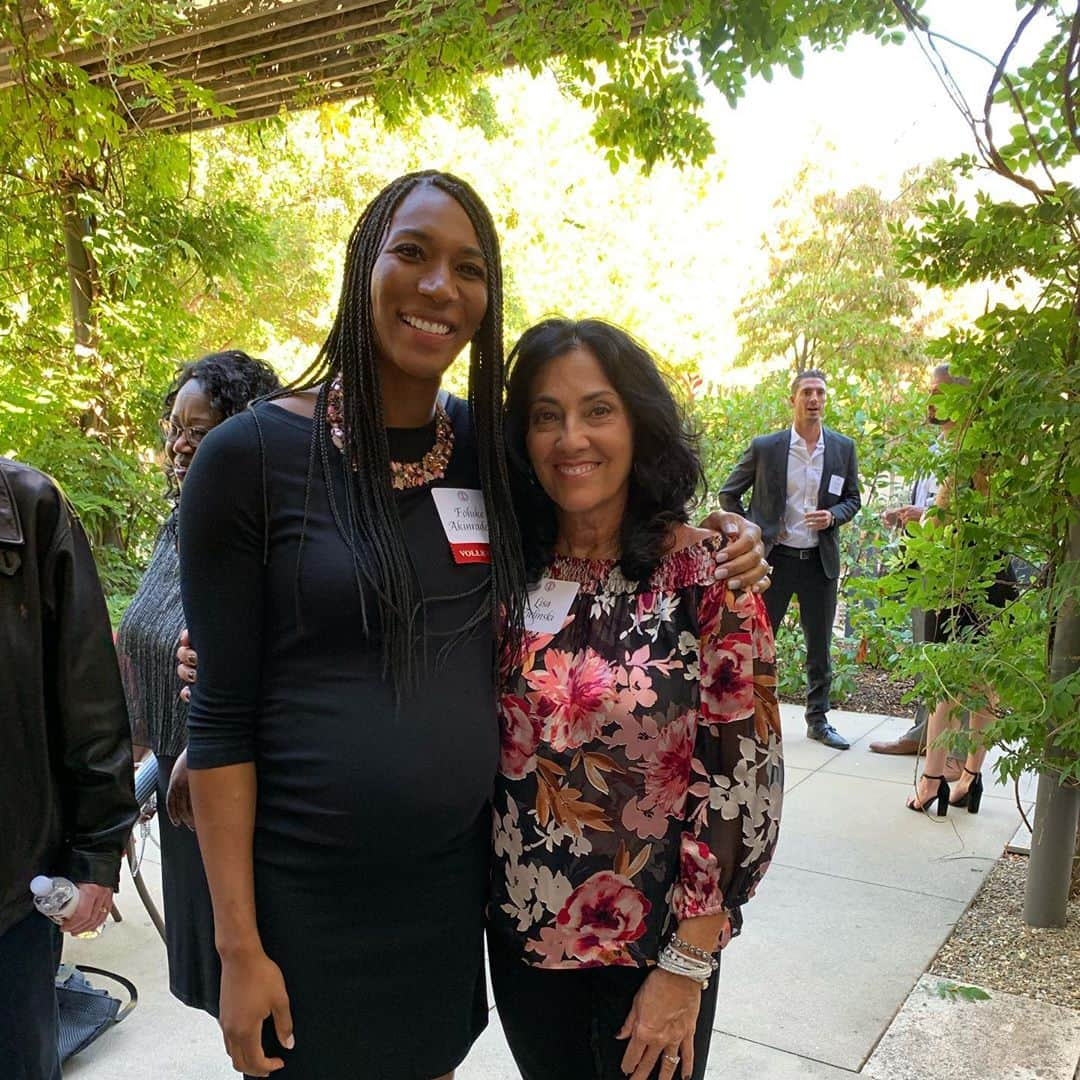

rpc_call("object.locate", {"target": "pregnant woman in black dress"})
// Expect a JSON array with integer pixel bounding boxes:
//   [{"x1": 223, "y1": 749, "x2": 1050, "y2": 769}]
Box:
[
  {"x1": 180, "y1": 172, "x2": 529, "y2": 1079},
  {"x1": 179, "y1": 171, "x2": 771, "y2": 1079}
]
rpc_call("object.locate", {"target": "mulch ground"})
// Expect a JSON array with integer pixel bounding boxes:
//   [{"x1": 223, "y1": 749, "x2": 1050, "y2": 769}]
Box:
[
  {"x1": 930, "y1": 853, "x2": 1080, "y2": 1009},
  {"x1": 780, "y1": 665, "x2": 918, "y2": 718}
]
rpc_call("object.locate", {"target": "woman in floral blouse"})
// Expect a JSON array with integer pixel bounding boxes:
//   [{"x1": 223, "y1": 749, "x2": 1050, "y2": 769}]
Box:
[{"x1": 490, "y1": 319, "x2": 783, "y2": 1080}]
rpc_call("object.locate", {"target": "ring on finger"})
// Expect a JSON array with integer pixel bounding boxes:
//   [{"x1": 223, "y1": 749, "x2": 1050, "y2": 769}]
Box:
[{"x1": 663, "y1": 1053, "x2": 680, "y2": 1065}]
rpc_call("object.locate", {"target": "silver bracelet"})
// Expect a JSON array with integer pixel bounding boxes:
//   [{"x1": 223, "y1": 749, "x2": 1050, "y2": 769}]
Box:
[
  {"x1": 668, "y1": 934, "x2": 720, "y2": 970},
  {"x1": 658, "y1": 955, "x2": 710, "y2": 983},
  {"x1": 664, "y1": 947, "x2": 718, "y2": 977},
  {"x1": 657, "y1": 944, "x2": 713, "y2": 987}
]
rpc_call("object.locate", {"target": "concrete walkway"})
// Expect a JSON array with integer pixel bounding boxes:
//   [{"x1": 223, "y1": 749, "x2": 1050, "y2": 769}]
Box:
[{"x1": 64, "y1": 705, "x2": 1045, "y2": 1079}]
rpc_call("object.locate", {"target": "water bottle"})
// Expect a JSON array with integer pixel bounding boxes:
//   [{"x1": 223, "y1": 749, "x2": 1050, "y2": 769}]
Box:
[
  {"x1": 30, "y1": 875, "x2": 103, "y2": 938},
  {"x1": 30, "y1": 875, "x2": 80, "y2": 922}
]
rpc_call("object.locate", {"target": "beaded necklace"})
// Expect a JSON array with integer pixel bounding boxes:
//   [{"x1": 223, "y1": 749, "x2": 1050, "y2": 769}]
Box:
[{"x1": 326, "y1": 374, "x2": 454, "y2": 490}]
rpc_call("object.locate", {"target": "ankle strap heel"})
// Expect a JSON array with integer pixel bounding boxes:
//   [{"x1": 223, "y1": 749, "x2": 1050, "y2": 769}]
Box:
[
  {"x1": 949, "y1": 768, "x2": 984, "y2": 814},
  {"x1": 908, "y1": 773, "x2": 950, "y2": 816},
  {"x1": 965, "y1": 768, "x2": 984, "y2": 814}
]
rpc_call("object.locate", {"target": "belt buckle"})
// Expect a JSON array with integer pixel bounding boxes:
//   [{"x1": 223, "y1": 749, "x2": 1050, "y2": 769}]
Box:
[{"x1": 799, "y1": 548, "x2": 811, "y2": 560}]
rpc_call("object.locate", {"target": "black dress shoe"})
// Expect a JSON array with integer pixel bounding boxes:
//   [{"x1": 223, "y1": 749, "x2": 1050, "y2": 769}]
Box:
[{"x1": 806, "y1": 721, "x2": 850, "y2": 750}]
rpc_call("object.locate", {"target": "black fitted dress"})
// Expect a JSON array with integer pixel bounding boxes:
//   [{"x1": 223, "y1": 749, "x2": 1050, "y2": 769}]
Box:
[
  {"x1": 115, "y1": 520, "x2": 220, "y2": 1015},
  {"x1": 179, "y1": 398, "x2": 497, "y2": 1080}
]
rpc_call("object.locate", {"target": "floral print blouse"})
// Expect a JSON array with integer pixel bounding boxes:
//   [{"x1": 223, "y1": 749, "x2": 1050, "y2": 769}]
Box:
[{"x1": 489, "y1": 534, "x2": 783, "y2": 969}]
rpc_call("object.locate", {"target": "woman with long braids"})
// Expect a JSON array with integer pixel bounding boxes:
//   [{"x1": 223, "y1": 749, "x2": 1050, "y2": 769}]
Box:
[{"x1": 178, "y1": 171, "x2": 769, "y2": 1079}]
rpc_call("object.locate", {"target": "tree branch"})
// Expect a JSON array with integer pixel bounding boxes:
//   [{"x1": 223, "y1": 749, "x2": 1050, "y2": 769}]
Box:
[
  {"x1": 982, "y1": 0, "x2": 1053, "y2": 197},
  {"x1": 1063, "y1": 2, "x2": 1080, "y2": 154},
  {"x1": 891, "y1": 0, "x2": 1050, "y2": 200}
]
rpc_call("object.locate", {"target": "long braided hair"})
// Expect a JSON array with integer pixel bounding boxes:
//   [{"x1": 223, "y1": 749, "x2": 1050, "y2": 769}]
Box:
[{"x1": 283, "y1": 171, "x2": 527, "y2": 691}]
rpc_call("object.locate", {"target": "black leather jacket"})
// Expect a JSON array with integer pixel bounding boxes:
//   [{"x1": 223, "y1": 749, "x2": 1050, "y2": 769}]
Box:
[{"x1": 0, "y1": 458, "x2": 137, "y2": 936}]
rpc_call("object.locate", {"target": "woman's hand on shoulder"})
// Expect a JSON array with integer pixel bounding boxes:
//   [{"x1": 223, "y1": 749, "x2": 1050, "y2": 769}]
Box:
[
  {"x1": 696, "y1": 511, "x2": 770, "y2": 593},
  {"x1": 617, "y1": 969, "x2": 701, "y2": 1080},
  {"x1": 176, "y1": 628, "x2": 197, "y2": 703},
  {"x1": 166, "y1": 749, "x2": 195, "y2": 830}
]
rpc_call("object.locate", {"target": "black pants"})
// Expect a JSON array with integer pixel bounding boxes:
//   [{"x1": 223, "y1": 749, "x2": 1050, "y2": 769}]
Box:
[
  {"x1": 0, "y1": 910, "x2": 62, "y2": 1080},
  {"x1": 488, "y1": 932, "x2": 719, "y2": 1080},
  {"x1": 764, "y1": 545, "x2": 837, "y2": 723}
]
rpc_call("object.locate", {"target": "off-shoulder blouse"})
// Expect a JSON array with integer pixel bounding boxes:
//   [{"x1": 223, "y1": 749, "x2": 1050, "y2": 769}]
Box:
[{"x1": 489, "y1": 534, "x2": 783, "y2": 969}]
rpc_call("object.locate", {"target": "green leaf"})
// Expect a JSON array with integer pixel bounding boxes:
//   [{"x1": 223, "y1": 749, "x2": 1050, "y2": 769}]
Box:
[{"x1": 933, "y1": 981, "x2": 992, "y2": 1003}]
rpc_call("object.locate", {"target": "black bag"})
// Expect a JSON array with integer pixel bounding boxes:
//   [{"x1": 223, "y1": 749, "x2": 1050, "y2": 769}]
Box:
[{"x1": 55, "y1": 963, "x2": 138, "y2": 1063}]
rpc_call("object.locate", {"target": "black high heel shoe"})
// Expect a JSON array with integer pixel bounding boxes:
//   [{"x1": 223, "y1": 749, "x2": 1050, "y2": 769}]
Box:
[
  {"x1": 950, "y1": 767, "x2": 984, "y2": 814},
  {"x1": 907, "y1": 773, "x2": 949, "y2": 816}
]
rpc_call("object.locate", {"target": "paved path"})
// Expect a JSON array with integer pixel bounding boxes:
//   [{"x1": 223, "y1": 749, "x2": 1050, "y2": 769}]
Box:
[{"x1": 64, "y1": 705, "x2": 1036, "y2": 1079}]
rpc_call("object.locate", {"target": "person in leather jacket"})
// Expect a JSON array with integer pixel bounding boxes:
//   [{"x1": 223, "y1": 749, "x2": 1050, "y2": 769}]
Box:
[{"x1": 0, "y1": 456, "x2": 137, "y2": 1080}]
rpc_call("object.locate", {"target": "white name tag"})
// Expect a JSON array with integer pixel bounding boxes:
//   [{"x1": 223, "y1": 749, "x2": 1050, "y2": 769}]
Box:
[
  {"x1": 524, "y1": 578, "x2": 579, "y2": 634},
  {"x1": 827, "y1": 473, "x2": 845, "y2": 496},
  {"x1": 431, "y1": 488, "x2": 490, "y2": 564}
]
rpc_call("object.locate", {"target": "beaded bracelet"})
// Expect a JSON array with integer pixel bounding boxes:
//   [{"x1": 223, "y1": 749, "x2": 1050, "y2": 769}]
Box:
[{"x1": 668, "y1": 934, "x2": 720, "y2": 970}]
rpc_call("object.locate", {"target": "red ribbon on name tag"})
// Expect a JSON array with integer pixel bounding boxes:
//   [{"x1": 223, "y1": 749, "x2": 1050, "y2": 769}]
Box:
[{"x1": 450, "y1": 543, "x2": 491, "y2": 565}]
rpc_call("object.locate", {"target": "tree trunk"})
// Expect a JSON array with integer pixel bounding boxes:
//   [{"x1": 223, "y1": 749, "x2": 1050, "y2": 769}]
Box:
[
  {"x1": 59, "y1": 181, "x2": 124, "y2": 551},
  {"x1": 60, "y1": 184, "x2": 96, "y2": 352},
  {"x1": 1024, "y1": 508, "x2": 1080, "y2": 926}
]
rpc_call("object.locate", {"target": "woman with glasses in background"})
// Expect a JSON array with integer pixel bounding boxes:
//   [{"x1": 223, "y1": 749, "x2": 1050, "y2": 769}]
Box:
[{"x1": 116, "y1": 350, "x2": 281, "y2": 1016}]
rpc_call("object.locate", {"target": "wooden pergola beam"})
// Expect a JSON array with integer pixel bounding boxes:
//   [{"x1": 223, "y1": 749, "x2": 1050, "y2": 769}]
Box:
[
  {"x1": 4, "y1": 0, "x2": 379, "y2": 69},
  {"x1": 93, "y1": 1, "x2": 530, "y2": 97},
  {"x1": 129, "y1": 44, "x2": 374, "y2": 105},
  {"x1": 2, "y1": 0, "x2": 650, "y2": 135},
  {"x1": 0, "y1": 0, "x2": 411, "y2": 90},
  {"x1": 89, "y1": 0, "x2": 400, "y2": 79},
  {"x1": 95, "y1": 23, "x2": 374, "y2": 96},
  {"x1": 141, "y1": 79, "x2": 378, "y2": 133},
  {"x1": 137, "y1": 59, "x2": 377, "y2": 128}
]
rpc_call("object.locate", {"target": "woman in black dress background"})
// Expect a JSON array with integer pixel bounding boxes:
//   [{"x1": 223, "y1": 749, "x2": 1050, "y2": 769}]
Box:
[
  {"x1": 904, "y1": 364, "x2": 1016, "y2": 817},
  {"x1": 117, "y1": 350, "x2": 279, "y2": 1015}
]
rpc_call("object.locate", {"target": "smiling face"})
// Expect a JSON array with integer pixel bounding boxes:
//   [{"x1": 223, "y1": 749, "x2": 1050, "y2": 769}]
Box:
[
  {"x1": 525, "y1": 345, "x2": 634, "y2": 531},
  {"x1": 790, "y1": 375, "x2": 827, "y2": 428},
  {"x1": 165, "y1": 379, "x2": 222, "y2": 488},
  {"x1": 369, "y1": 184, "x2": 489, "y2": 401}
]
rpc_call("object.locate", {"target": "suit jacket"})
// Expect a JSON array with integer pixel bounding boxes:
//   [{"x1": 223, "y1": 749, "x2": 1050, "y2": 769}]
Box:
[{"x1": 718, "y1": 426, "x2": 861, "y2": 580}]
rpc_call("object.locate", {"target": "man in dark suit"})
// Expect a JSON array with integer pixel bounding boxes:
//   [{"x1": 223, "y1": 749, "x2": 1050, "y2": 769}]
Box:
[{"x1": 719, "y1": 369, "x2": 861, "y2": 749}]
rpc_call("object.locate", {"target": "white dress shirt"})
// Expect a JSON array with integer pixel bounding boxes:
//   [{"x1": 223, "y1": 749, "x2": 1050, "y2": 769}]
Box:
[
  {"x1": 780, "y1": 426, "x2": 825, "y2": 548},
  {"x1": 912, "y1": 472, "x2": 938, "y2": 510},
  {"x1": 912, "y1": 439, "x2": 943, "y2": 509}
]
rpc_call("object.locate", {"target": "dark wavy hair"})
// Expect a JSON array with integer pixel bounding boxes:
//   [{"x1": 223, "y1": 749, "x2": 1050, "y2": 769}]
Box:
[
  {"x1": 504, "y1": 318, "x2": 705, "y2": 582},
  {"x1": 161, "y1": 349, "x2": 281, "y2": 499},
  {"x1": 282, "y1": 170, "x2": 528, "y2": 690}
]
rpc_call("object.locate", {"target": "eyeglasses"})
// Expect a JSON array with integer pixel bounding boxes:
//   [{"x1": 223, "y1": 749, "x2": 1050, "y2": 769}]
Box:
[{"x1": 160, "y1": 419, "x2": 212, "y2": 447}]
